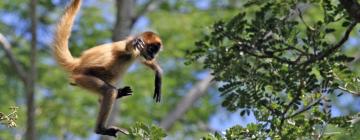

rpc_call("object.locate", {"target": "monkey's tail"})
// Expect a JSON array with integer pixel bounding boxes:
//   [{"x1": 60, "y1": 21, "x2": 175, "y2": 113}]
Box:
[{"x1": 53, "y1": 0, "x2": 82, "y2": 72}]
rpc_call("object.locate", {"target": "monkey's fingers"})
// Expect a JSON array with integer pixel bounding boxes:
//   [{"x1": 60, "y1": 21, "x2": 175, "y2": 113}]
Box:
[
  {"x1": 117, "y1": 92, "x2": 132, "y2": 99},
  {"x1": 120, "y1": 86, "x2": 132, "y2": 93},
  {"x1": 117, "y1": 87, "x2": 133, "y2": 99},
  {"x1": 153, "y1": 92, "x2": 161, "y2": 102},
  {"x1": 124, "y1": 87, "x2": 132, "y2": 93}
]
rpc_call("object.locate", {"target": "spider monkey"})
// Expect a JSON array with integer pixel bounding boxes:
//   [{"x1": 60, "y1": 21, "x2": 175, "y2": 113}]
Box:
[{"x1": 53, "y1": 0, "x2": 163, "y2": 137}]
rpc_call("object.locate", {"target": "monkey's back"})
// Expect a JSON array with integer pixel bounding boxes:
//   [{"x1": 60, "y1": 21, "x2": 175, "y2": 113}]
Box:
[{"x1": 72, "y1": 41, "x2": 137, "y2": 83}]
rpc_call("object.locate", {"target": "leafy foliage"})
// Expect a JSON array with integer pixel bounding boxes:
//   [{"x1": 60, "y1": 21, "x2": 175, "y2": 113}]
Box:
[
  {"x1": 127, "y1": 122, "x2": 167, "y2": 140},
  {"x1": 0, "y1": 0, "x2": 235, "y2": 139},
  {"x1": 0, "y1": 106, "x2": 18, "y2": 128},
  {"x1": 188, "y1": 0, "x2": 360, "y2": 139}
]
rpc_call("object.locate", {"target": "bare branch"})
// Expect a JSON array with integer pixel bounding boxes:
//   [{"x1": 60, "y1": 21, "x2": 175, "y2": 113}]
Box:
[
  {"x1": 0, "y1": 33, "x2": 27, "y2": 82},
  {"x1": 349, "y1": 113, "x2": 360, "y2": 124},
  {"x1": 338, "y1": 86, "x2": 360, "y2": 96},
  {"x1": 159, "y1": 75, "x2": 214, "y2": 131}
]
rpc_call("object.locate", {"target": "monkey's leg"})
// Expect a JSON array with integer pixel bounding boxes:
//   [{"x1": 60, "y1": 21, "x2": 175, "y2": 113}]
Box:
[
  {"x1": 72, "y1": 74, "x2": 113, "y2": 94},
  {"x1": 72, "y1": 75, "x2": 129, "y2": 137},
  {"x1": 98, "y1": 86, "x2": 132, "y2": 104},
  {"x1": 72, "y1": 74, "x2": 132, "y2": 99},
  {"x1": 95, "y1": 89, "x2": 129, "y2": 137}
]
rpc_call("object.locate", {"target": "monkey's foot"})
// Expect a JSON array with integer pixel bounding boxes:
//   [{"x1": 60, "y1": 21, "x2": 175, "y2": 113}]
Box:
[
  {"x1": 95, "y1": 126, "x2": 129, "y2": 137},
  {"x1": 117, "y1": 86, "x2": 132, "y2": 99}
]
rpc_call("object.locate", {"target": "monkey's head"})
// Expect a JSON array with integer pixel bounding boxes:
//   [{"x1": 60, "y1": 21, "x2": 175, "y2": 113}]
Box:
[{"x1": 133, "y1": 31, "x2": 162, "y2": 60}]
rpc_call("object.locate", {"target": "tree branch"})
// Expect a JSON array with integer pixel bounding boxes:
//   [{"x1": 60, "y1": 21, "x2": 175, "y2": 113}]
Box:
[
  {"x1": 338, "y1": 86, "x2": 360, "y2": 96},
  {"x1": 131, "y1": 0, "x2": 164, "y2": 25},
  {"x1": 339, "y1": 0, "x2": 360, "y2": 21},
  {"x1": 159, "y1": 75, "x2": 214, "y2": 131},
  {"x1": 349, "y1": 113, "x2": 360, "y2": 125},
  {"x1": 301, "y1": 21, "x2": 357, "y2": 66},
  {"x1": 0, "y1": 33, "x2": 27, "y2": 82},
  {"x1": 285, "y1": 97, "x2": 322, "y2": 119}
]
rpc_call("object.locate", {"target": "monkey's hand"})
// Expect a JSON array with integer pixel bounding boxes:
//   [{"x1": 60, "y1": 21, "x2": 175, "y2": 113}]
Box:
[
  {"x1": 153, "y1": 89, "x2": 161, "y2": 102},
  {"x1": 142, "y1": 59, "x2": 163, "y2": 102},
  {"x1": 117, "y1": 86, "x2": 132, "y2": 99},
  {"x1": 153, "y1": 70, "x2": 162, "y2": 102}
]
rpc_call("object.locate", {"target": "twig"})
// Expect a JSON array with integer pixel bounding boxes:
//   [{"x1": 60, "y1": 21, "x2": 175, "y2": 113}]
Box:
[
  {"x1": 347, "y1": 112, "x2": 360, "y2": 124},
  {"x1": 0, "y1": 33, "x2": 27, "y2": 82},
  {"x1": 338, "y1": 86, "x2": 360, "y2": 96},
  {"x1": 285, "y1": 97, "x2": 322, "y2": 119},
  {"x1": 298, "y1": 8, "x2": 315, "y2": 31},
  {"x1": 301, "y1": 21, "x2": 357, "y2": 66},
  {"x1": 241, "y1": 47, "x2": 297, "y2": 65},
  {"x1": 0, "y1": 106, "x2": 19, "y2": 128},
  {"x1": 316, "y1": 122, "x2": 328, "y2": 140},
  {"x1": 132, "y1": 0, "x2": 164, "y2": 25}
]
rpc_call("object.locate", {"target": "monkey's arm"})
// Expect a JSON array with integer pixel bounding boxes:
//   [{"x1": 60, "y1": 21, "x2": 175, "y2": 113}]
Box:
[{"x1": 142, "y1": 60, "x2": 163, "y2": 102}]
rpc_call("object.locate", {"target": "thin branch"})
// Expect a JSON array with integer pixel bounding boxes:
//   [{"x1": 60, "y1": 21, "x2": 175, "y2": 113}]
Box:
[
  {"x1": 301, "y1": 21, "x2": 357, "y2": 66},
  {"x1": 349, "y1": 113, "x2": 360, "y2": 125},
  {"x1": 285, "y1": 97, "x2": 322, "y2": 119},
  {"x1": 316, "y1": 122, "x2": 328, "y2": 140},
  {"x1": 279, "y1": 79, "x2": 306, "y2": 135},
  {"x1": 298, "y1": 8, "x2": 315, "y2": 31},
  {"x1": 338, "y1": 86, "x2": 360, "y2": 96},
  {"x1": 0, "y1": 33, "x2": 27, "y2": 82},
  {"x1": 349, "y1": 117, "x2": 360, "y2": 125},
  {"x1": 132, "y1": 0, "x2": 164, "y2": 25},
  {"x1": 260, "y1": 102, "x2": 277, "y2": 115},
  {"x1": 241, "y1": 47, "x2": 297, "y2": 65}
]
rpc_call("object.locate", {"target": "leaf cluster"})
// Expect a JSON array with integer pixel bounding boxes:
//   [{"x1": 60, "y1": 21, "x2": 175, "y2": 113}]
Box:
[{"x1": 188, "y1": 0, "x2": 359, "y2": 138}]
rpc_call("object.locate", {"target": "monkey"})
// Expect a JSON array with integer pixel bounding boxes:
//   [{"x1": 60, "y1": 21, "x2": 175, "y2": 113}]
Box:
[{"x1": 52, "y1": 0, "x2": 163, "y2": 137}]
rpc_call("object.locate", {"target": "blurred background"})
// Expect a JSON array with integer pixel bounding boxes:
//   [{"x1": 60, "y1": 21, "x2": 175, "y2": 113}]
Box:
[{"x1": 1, "y1": 0, "x2": 360, "y2": 140}]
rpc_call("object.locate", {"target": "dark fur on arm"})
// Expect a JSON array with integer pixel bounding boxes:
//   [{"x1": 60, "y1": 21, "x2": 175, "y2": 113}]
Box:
[
  {"x1": 142, "y1": 60, "x2": 163, "y2": 102},
  {"x1": 154, "y1": 67, "x2": 162, "y2": 102}
]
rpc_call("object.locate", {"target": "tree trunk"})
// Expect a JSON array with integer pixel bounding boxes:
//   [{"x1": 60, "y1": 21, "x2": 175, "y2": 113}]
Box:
[
  {"x1": 112, "y1": 0, "x2": 134, "y2": 41},
  {"x1": 26, "y1": 0, "x2": 37, "y2": 139},
  {"x1": 99, "y1": 1, "x2": 134, "y2": 140}
]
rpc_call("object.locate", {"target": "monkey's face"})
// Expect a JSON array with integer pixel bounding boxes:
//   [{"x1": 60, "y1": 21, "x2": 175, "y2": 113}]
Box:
[
  {"x1": 133, "y1": 31, "x2": 162, "y2": 60},
  {"x1": 141, "y1": 42, "x2": 161, "y2": 60}
]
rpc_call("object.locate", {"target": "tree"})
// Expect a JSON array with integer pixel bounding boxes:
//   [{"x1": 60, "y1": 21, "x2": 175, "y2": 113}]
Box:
[
  {"x1": 189, "y1": 0, "x2": 360, "y2": 139},
  {"x1": 100, "y1": 0, "x2": 163, "y2": 140},
  {"x1": 0, "y1": 0, "x2": 38, "y2": 139}
]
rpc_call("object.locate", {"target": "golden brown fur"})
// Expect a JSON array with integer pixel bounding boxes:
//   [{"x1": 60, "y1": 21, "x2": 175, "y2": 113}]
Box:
[
  {"x1": 53, "y1": 0, "x2": 81, "y2": 72},
  {"x1": 72, "y1": 39, "x2": 139, "y2": 84},
  {"x1": 52, "y1": 0, "x2": 163, "y2": 137}
]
